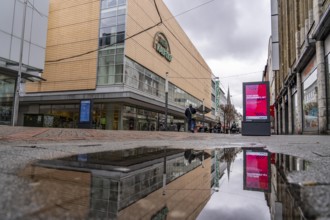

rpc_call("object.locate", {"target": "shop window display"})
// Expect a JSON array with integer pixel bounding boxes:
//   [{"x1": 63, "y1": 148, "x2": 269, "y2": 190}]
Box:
[{"x1": 302, "y1": 69, "x2": 318, "y2": 131}]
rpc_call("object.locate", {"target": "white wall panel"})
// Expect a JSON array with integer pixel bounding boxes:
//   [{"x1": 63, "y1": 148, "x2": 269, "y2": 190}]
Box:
[
  {"x1": 0, "y1": 0, "x2": 15, "y2": 33},
  {"x1": 0, "y1": 31, "x2": 11, "y2": 59},
  {"x1": 29, "y1": 44, "x2": 45, "y2": 69}
]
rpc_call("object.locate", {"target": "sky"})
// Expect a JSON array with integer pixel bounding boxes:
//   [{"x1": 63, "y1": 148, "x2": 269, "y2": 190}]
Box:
[{"x1": 163, "y1": 0, "x2": 271, "y2": 113}]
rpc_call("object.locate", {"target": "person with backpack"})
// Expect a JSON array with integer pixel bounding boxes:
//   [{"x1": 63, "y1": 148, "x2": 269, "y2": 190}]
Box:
[{"x1": 185, "y1": 104, "x2": 197, "y2": 133}]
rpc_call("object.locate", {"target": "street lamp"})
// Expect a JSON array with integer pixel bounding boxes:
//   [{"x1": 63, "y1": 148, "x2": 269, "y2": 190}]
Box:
[
  {"x1": 12, "y1": 0, "x2": 28, "y2": 126},
  {"x1": 202, "y1": 98, "x2": 205, "y2": 132},
  {"x1": 164, "y1": 72, "x2": 168, "y2": 131}
]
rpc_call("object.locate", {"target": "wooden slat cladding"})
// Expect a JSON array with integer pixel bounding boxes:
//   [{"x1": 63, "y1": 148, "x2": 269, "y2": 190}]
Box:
[{"x1": 26, "y1": 0, "x2": 99, "y2": 93}]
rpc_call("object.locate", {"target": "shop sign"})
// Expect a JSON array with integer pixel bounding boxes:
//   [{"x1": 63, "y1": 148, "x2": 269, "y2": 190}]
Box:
[{"x1": 153, "y1": 32, "x2": 172, "y2": 62}]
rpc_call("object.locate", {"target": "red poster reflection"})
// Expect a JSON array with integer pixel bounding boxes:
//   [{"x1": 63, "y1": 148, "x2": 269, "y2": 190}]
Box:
[
  {"x1": 245, "y1": 84, "x2": 267, "y2": 120},
  {"x1": 244, "y1": 150, "x2": 270, "y2": 192}
]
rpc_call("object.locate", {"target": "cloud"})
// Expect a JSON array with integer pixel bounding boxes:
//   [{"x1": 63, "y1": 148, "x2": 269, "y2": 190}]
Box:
[
  {"x1": 164, "y1": 0, "x2": 271, "y2": 61},
  {"x1": 163, "y1": 0, "x2": 271, "y2": 113}
]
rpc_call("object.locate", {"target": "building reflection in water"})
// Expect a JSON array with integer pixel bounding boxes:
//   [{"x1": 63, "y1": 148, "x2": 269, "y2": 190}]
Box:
[
  {"x1": 267, "y1": 152, "x2": 310, "y2": 220},
  {"x1": 21, "y1": 147, "x2": 213, "y2": 219},
  {"x1": 198, "y1": 148, "x2": 310, "y2": 220},
  {"x1": 20, "y1": 147, "x2": 311, "y2": 219}
]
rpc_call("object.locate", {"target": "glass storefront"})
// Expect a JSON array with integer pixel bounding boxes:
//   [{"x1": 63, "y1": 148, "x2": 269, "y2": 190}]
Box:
[
  {"x1": 302, "y1": 68, "x2": 318, "y2": 131},
  {"x1": 0, "y1": 74, "x2": 15, "y2": 125},
  {"x1": 37, "y1": 103, "x2": 185, "y2": 131},
  {"x1": 39, "y1": 104, "x2": 80, "y2": 128}
]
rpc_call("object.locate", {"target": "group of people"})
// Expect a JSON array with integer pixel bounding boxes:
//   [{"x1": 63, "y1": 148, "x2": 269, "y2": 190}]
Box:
[{"x1": 185, "y1": 104, "x2": 224, "y2": 133}]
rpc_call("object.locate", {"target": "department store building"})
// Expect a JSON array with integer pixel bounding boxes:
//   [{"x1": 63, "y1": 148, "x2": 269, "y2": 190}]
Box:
[{"x1": 19, "y1": 0, "x2": 218, "y2": 131}]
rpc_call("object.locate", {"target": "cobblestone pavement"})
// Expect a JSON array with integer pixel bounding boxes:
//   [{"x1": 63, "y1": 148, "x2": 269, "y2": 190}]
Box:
[{"x1": 0, "y1": 125, "x2": 329, "y2": 219}]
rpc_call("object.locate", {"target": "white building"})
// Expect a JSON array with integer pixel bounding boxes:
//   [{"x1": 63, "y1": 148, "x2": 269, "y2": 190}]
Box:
[{"x1": 0, "y1": 0, "x2": 49, "y2": 125}]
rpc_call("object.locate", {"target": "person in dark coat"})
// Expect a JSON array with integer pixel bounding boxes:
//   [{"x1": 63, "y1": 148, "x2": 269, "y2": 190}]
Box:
[{"x1": 185, "y1": 104, "x2": 197, "y2": 133}]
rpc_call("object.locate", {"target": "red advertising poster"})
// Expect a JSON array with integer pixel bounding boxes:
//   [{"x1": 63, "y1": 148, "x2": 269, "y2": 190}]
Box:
[
  {"x1": 245, "y1": 84, "x2": 268, "y2": 120},
  {"x1": 244, "y1": 150, "x2": 270, "y2": 192}
]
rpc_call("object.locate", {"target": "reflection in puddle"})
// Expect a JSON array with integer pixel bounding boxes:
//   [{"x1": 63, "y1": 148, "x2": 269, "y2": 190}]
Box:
[{"x1": 21, "y1": 147, "x2": 310, "y2": 219}]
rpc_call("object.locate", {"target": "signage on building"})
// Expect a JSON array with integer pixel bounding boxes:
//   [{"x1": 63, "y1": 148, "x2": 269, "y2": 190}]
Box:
[
  {"x1": 215, "y1": 80, "x2": 220, "y2": 115},
  {"x1": 79, "y1": 99, "x2": 92, "y2": 123},
  {"x1": 153, "y1": 32, "x2": 172, "y2": 62},
  {"x1": 243, "y1": 149, "x2": 271, "y2": 192}
]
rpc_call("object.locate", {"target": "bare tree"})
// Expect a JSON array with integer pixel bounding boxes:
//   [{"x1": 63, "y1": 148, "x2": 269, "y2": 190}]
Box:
[{"x1": 220, "y1": 103, "x2": 236, "y2": 133}]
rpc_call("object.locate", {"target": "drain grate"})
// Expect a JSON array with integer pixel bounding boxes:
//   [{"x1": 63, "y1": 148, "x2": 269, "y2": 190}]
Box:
[{"x1": 77, "y1": 144, "x2": 102, "y2": 148}]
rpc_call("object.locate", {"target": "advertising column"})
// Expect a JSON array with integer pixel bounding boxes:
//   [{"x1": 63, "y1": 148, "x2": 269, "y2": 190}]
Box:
[{"x1": 242, "y1": 82, "x2": 271, "y2": 136}]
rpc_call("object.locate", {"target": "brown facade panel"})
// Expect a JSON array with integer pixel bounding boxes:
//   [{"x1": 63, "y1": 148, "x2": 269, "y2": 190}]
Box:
[
  {"x1": 45, "y1": 40, "x2": 98, "y2": 62},
  {"x1": 47, "y1": 20, "x2": 99, "y2": 47},
  {"x1": 126, "y1": 0, "x2": 212, "y2": 108},
  {"x1": 48, "y1": 1, "x2": 100, "y2": 29},
  {"x1": 26, "y1": 0, "x2": 99, "y2": 93},
  {"x1": 27, "y1": 59, "x2": 97, "y2": 92}
]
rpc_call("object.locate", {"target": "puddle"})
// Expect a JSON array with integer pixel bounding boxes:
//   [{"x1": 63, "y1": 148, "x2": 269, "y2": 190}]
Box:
[{"x1": 21, "y1": 147, "x2": 310, "y2": 219}]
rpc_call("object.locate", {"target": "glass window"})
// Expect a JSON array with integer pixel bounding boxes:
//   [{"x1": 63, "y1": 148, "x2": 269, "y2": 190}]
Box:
[
  {"x1": 98, "y1": 0, "x2": 126, "y2": 86},
  {"x1": 118, "y1": 0, "x2": 126, "y2": 5},
  {"x1": 0, "y1": 75, "x2": 15, "y2": 125},
  {"x1": 97, "y1": 66, "x2": 109, "y2": 84},
  {"x1": 101, "y1": 8, "x2": 116, "y2": 18},
  {"x1": 115, "y1": 65, "x2": 123, "y2": 83},
  {"x1": 116, "y1": 33, "x2": 125, "y2": 44},
  {"x1": 102, "y1": 0, "x2": 117, "y2": 8},
  {"x1": 116, "y1": 25, "x2": 125, "y2": 34},
  {"x1": 100, "y1": 26, "x2": 116, "y2": 37},
  {"x1": 123, "y1": 58, "x2": 202, "y2": 108},
  {"x1": 101, "y1": 17, "x2": 116, "y2": 28},
  {"x1": 138, "y1": 72, "x2": 145, "y2": 91},
  {"x1": 109, "y1": 0, "x2": 117, "y2": 7},
  {"x1": 117, "y1": 8, "x2": 126, "y2": 15},
  {"x1": 116, "y1": 46, "x2": 124, "y2": 54},
  {"x1": 99, "y1": 55, "x2": 115, "y2": 66},
  {"x1": 117, "y1": 15, "x2": 125, "y2": 25},
  {"x1": 303, "y1": 69, "x2": 318, "y2": 131},
  {"x1": 115, "y1": 54, "x2": 124, "y2": 64},
  {"x1": 99, "y1": 35, "x2": 117, "y2": 47}
]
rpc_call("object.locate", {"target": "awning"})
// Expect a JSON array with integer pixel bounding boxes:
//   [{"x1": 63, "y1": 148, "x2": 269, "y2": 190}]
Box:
[
  {"x1": 196, "y1": 105, "x2": 212, "y2": 114},
  {"x1": 0, "y1": 65, "x2": 46, "y2": 82}
]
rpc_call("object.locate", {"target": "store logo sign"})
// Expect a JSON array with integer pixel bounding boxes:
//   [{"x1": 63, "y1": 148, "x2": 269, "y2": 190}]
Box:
[{"x1": 153, "y1": 32, "x2": 172, "y2": 62}]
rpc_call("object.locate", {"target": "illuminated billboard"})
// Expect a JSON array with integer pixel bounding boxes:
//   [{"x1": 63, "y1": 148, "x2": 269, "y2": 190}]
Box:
[
  {"x1": 79, "y1": 100, "x2": 92, "y2": 123},
  {"x1": 243, "y1": 82, "x2": 270, "y2": 122},
  {"x1": 243, "y1": 149, "x2": 271, "y2": 192}
]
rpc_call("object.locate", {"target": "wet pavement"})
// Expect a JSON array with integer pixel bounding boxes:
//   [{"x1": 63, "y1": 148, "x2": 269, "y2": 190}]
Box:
[{"x1": 0, "y1": 125, "x2": 330, "y2": 219}]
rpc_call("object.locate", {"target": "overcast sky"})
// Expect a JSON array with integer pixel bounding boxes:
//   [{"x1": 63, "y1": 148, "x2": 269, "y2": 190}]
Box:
[{"x1": 163, "y1": 0, "x2": 271, "y2": 113}]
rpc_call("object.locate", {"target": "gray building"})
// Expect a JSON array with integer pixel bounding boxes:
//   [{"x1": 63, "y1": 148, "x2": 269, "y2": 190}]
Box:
[
  {"x1": 0, "y1": 0, "x2": 49, "y2": 125},
  {"x1": 269, "y1": 0, "x2": 330, "y2": 134}
]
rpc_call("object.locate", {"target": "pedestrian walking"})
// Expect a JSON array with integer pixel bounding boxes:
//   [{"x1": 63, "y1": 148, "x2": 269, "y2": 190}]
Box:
[
  {"x1": 100, "y1": 116, "x2": 106, "y2": 130},
  {"x1": 185, "y1": 104, "x2": 197, "y2": 133}
]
